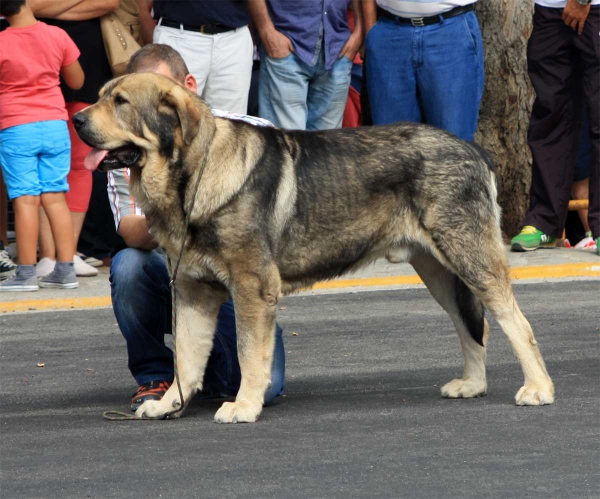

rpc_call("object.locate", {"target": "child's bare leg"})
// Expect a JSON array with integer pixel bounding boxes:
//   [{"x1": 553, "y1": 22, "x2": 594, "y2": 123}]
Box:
[
  {"x1": 38, "y1": 208, "x2": 56, "y2": 260},
  {"x1": 40, "y1": 192, "x2": 74, "y2": 262},
  {"x1": 13, "y1": 195, "x2": 41, "y2": 265},
  {"x1": 71, "y1": 211, "x2": 86, "y2": 249},
  {"x1": 571, "y1": 178, "x2": 590, "y2": 233}
]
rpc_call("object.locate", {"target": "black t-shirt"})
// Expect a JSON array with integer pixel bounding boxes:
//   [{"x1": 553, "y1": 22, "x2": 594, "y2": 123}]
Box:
[
  {"x1": 40, "y1": 18, "x2": 113, "y2": 104},
  {"x1": 153, "y1": 0, "x2": 249, "y2": 28}
]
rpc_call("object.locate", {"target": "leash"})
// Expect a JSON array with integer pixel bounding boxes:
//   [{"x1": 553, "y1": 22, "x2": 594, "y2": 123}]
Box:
[{"x1": 103, "y1": 153, "x2": 210, "y2": 421}]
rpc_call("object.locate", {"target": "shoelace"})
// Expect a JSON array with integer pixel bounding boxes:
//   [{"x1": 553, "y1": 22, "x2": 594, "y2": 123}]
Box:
[
  {"x1": 520, "y1": 225, "x2": 540, "y2": 235},
  {"x1": 0, "y1": 249, "x2": 14, "y2": 263}
]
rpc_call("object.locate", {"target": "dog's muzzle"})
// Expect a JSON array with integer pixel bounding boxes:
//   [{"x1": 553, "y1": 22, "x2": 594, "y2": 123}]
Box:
[{"x1": 72, "y1": 112, "x2": 142, "y2": 172}]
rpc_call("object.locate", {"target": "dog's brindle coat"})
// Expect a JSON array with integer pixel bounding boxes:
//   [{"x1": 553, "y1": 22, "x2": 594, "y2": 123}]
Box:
[{"x1": 75, "y1": 73, "x2": 554, "y2": 423}]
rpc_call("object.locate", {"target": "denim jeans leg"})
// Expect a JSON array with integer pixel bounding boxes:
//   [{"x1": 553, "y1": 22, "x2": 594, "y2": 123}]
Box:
[
  {"x1": 365, "y1": 19, "x2": 421, "y2": 126},
  {"x1": 259, "y1": 48, "x2": 311, "y2": 129},
  {"x1": 306, "y1": 54, "x2": 353, "y2": 130},
  {"x1": 417, "y1": 13, "x2": 485, "y2": 141},
  {"x1": 264, "y1": 324, "x2": 285, "y2": 405},
  {"x1": 110, "y1": 248, "x2": 174, "y2": 385},
  {"x1": 203, "y1": 299, "x2": 285, "y2": 405}
]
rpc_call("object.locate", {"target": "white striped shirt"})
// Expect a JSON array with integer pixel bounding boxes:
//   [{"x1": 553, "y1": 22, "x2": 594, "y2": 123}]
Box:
[
  {"x1": 377, "y1": 0, "x2": 476, "y2": 18},
  {"x1": 107, "y1": 109, "x2": 273, "y2": 231},
  {"x1": 536, "y1": 0, "x2": 600, "y2": 6}
]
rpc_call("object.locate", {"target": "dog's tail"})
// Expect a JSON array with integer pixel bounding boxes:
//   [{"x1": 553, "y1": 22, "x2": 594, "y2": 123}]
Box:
[{"x1": 453, "y1": 274, "x2": 486, "y2": 346}]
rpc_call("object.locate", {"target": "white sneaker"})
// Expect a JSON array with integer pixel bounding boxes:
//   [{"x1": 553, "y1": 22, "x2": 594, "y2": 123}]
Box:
[
  {"x1": 74, "y1": 255, "x2": 99, "y2": 277},
  {"x1": 76, "y1": 252, "x2": 103, "y2": 268},
  {"x1": 36, "y1": 257, "x2": 56, "y2": 277},
  {"x1": 574, "y1": 236, "x2": 597, "y2": 251}
]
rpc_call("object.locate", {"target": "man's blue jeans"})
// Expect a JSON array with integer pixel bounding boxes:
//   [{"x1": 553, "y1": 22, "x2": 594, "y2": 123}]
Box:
[
  {"x1": 365, "y1": 12, "x2": 484, "y2": 141},
  {"x1": 259, "y1": 47, "x2": 353, "y2": 130},
  {"x1": 110, "y1": 248, "x2": 285, "y2": 405}
]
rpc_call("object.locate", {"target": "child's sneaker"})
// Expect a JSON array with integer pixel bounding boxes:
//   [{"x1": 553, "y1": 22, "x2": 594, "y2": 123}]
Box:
[
  {"x1": 0, "y1": 244, "x2": 17, "y2": 280},
  {"x1": 39, "y1": 261, "x2": 79, "y2": 289},
  {"x1": 574, "y1": 232, "x2": 597, "y2": 251},
  {"x1": 36, "y1": 257, "x2": 56, "y2": 277},
  {"x1": 0, "y1": 266, "x2": 38, "y2": 292},
  {"x1": 511, "y1": 226, "x2": 557, "y2": 252}
]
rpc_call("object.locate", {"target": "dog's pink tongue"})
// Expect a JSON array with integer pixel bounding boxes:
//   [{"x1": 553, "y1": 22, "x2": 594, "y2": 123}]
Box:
[{"x1": 84, "y1": 148, "x2": 109, "y2": 171}]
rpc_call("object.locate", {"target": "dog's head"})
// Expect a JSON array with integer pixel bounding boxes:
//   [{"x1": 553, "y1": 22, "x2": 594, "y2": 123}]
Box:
[{"x1": 75, "y1": 73, "x2": 210, "y2": 172}]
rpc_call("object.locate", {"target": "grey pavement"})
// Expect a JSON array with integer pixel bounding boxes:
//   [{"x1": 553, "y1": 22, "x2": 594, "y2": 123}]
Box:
[{"x1": 1, "y1": 280, "x2": 599, "y2": 498}]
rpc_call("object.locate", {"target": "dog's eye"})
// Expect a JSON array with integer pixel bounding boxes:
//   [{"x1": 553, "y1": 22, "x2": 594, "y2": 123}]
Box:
[{"x1": 114, "y1": 95, "x2": 129, "y2": 105}]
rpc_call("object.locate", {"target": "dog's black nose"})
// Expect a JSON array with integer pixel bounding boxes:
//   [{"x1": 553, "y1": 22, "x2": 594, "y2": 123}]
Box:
[{"x1": 72, "y1": 113, "x2": 86, "y2": 130}]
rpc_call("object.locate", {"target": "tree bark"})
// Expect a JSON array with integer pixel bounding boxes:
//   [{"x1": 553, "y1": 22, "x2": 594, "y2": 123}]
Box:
[{"x1": 476, "y1": 0, "x2": 535, "y2": 240}]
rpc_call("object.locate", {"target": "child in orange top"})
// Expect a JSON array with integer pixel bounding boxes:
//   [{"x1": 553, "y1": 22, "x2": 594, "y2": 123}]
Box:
[{"x1": 0, "y1": 0, "x2": 84, "y2": 291}]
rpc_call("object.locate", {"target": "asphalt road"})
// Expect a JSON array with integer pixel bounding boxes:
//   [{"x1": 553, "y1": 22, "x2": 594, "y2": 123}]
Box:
[{"x1": 1, "y1": 281, "x2": 599, "y2": 499}]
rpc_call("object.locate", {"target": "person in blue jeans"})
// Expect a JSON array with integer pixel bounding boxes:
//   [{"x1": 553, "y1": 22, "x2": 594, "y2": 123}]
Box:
[
  {"x1": 249, "y1": 0, "x2": 363, "y2": 130},
  {"x1": 362, "y1": 1, "x2": 484, "y2": 141},
  {"x1": 107, "y1": 44, "x2": 285, "y2": 411}
]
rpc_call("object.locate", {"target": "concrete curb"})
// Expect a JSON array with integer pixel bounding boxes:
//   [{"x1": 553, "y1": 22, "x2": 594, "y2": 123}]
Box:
[{"x1": 2, "y1": 262, "x2": 598, "y2": 314}]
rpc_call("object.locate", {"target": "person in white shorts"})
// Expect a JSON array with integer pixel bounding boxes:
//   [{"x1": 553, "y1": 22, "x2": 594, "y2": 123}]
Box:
[{"x1": 139, "y1": 0, "x2": 253, "y2": 114}]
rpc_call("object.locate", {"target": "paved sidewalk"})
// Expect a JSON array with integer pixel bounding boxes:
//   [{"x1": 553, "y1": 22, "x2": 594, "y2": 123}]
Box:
[{"x1": 0, "y1": 247, "x2": 598, "y2": 313}]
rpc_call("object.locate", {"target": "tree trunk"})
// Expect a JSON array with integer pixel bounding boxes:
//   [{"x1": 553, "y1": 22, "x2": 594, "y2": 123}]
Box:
[{"x1": 476, "y1": 1, "x2": 535, "y2": 240}]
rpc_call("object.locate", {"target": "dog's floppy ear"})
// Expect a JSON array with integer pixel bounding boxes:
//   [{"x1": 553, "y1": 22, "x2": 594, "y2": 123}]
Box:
[{"x1": 162, "y1": 84, "x2": 200, "y2": 146}]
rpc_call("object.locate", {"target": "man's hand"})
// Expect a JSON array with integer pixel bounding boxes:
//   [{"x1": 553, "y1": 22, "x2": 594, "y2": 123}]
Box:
[
  {"x1": 260, "y1": 26, "x2": 294, "y2": 59},
  {"x1": 339, "y1": 0, "x2": 364, "y2": 60},
  {"x1": 338, "y1": 29, "x2": 363, "y2": 61},
  {"x1": 562, "y1": 0, "x2": 591, "y2": 35},
  {"x1": 248, "y1": 0, "x2": 293, "y2": 59}
]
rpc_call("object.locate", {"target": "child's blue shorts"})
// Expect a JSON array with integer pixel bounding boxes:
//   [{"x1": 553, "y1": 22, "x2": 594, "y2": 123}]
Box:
[{"x1": 0, "y1": 120, "x2": 71, "y2": 200}]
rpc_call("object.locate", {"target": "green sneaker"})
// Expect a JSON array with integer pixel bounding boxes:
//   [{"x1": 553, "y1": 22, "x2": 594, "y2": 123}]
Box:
[
  {"x1": 596, "y1": 237, "x2": 599, "y2": 256},
  {"x1": 511, "y1": 226, "x2": 557, "y2": 252}
]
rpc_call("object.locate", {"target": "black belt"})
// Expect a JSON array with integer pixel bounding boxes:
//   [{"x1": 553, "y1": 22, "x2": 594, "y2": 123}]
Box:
[
  {"x1": 159, "y1": 18, "x2": 235, "y2": 34},
  {"x1": 380, "y1": 3, "x2": 475, "y2": 27}
]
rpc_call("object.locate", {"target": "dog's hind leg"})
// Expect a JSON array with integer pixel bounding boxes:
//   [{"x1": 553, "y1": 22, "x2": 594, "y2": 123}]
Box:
[
  {"x1": 214, "y1": 267, "x2": 280, "y2": 423},
  {"x1": 410, "y1": 251, "x2": 488, "y2": 399},
  {"x1": 136, "y1": 278, "x2": 226, "y2": 419},
  {"x1": 432, "y1": 229, "x2": 554, "y2": 406}
]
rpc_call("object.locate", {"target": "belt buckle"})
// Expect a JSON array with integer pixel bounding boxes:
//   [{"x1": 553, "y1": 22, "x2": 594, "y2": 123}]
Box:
[
  {"x1": 200, "y1": 24, "x2": 207, "y2": 34},
  {"x1": 411, "y1": 17, "x2": 425, "y2": 27}
]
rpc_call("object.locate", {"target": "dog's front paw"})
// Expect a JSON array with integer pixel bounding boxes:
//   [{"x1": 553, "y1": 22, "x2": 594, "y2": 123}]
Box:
[
  {"x1": 441, "y1": 378, "x2": 487, "y2": 399},
  {"x1": 515, "y1": 383, "x2": 555, "y2": 406},
  {"x1": 135, "y1": 399, "x2": 183, "y2": 419},
  {"x1": 214, "y1": 400, "x2": 261, "y2": 424}
]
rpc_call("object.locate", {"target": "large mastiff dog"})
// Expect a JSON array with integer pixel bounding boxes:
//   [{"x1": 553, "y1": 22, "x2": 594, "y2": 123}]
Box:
[{"x1": 75, "y1": 73, "x2": 554, "y2": 423}]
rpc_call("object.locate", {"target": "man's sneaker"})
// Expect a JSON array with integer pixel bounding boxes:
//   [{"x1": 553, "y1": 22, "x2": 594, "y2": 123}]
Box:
[
  {"x1": 131, "y1": 380, "x2": 172, "y2": 411},
  {"x1": 0, "y1": 245, "x2": 16, "y2": 280},
  {"x1": 0, "y1": 267, "x2": 38, "y2": 292},
  {"x1": 73, "y1": 255, "x2": 99, "y2": 277},
  {"x1": 77, "y1": 252, "x2": 103, "y2": 268},
  {"x1": 511, "y1": 226, "x2": 557, "y2": 252},
  {"x1": 36, "y1": 257, "x2": 56, "y2": 277},
  {"x1": 39, "y1": 268, "x2": 79, "y2": 289}
]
